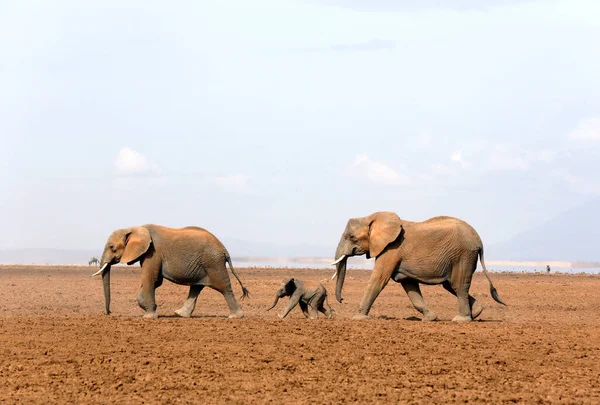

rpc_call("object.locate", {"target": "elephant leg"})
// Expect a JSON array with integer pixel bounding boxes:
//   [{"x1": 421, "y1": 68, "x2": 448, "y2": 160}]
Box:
[
  {"x1": 318, "y1": 301, "x2": 334, "y2": 319},
  {"x1": 136, "y1": 287, "x2": 145, "y2": 310},
  {"x1": 448, "y1": 258, "x2": 477, "y2": 323},
  {"x1": 400, "y1": 279, "x2": 437, "y2": 321},
  {"x1": 322, "y1": 294, "x2": 335, "y2": 319},
  {"x1": 442, "y1": 281, "x2": 483, "y2": 320},
  {"x1": 217, "y1": 284, "x2": 243, "y2": 319},
  {"x1": 319, "y1": 306, "x2": 333, "y2": 319},
  {"x1": 355, "y1": 261, "x2": 393, "y2": 320},
  {"x1": 139, "y1": 265, "x2": 161, "y2": 318},
  {"x1": 308, "y1": 300, "x2": 320, "y2": 320},
  {"x1": 175, "y1": 285, "x2": 204, "y2": 318},
  {"x1": 208, "y1": 266, "x2": 243, "y2": 319},
  {"x1": 299, "y1": 301, "x2": 310, "y2": 318}
]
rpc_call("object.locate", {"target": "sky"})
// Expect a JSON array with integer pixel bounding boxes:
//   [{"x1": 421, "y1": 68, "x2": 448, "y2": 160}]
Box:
[{"x1": 1, "y1": 0, "x2": 599, "y2": 254}]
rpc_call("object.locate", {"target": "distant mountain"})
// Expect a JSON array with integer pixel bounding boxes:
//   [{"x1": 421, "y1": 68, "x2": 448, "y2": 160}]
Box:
[{"x1": 489, "y1": 198, "x2": 600, "y2": 261}]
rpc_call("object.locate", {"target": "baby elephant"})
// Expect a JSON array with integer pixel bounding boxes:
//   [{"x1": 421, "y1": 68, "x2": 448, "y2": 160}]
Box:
[{"x1": 267, "y1": 278, "x2": 334, "y2": 319}]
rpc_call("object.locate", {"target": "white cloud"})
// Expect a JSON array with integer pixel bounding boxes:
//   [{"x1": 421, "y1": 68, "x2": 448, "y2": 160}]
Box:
[
  {"x1": 538, "y1": 149, "x2": 557, "y2": 163},
  {"x1": 112, "y1": 147, "x2": 165, "y2": 191},
  {"x1": 551, "y1": 168, "x2": 579, "y2": 185},
  {"x1": 114, "y1": 147, "x2": 156, "y2": 175},
  {"x1": 487, "y1": 146, "x2": 529, "y2": 171},
  {"x1": 450, "y1": 150, "x2": 471, "y2": 169},
  {"x1": 350, "y1": 154, "x2": 409, "y2": 185},
  {"x1": 568, "y1": 118, "x2": 600, "y2": 141},
  {"x1": 212, "y1": 174, "x2": 250, "y2": 193}
]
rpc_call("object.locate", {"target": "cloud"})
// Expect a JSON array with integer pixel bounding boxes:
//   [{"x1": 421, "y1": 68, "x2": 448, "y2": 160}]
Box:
[
  {"x1": 551, "y1": 168, "x2": 580, "y2": 185},
  {"x1": 538, "y1": 149, "x2": 557, "y2": 163},
  {"x1": 114, "y1": 147, "x2": 156, "y2": 176},
  {"x1": 486, "y1": 146, "x2": 530, "y2": 171},
  {"x1": 330, "y1": 39, "x2": 396, "y2": 52},
  {"x1": 450, "y1": 150, "x2": 471, "y2": 169},
  {"x1": 350, "y1": 154, "x2": 409, "y2": 185},
  {"x1": 568, "y1": 118, "x2": 600, "y2": 142},
  {"x1": 212, "y1": 174, "x2": 250, "y2": 193},
  {"x1": 112, "y1": 147, "x2": 165, "y2": 191}
]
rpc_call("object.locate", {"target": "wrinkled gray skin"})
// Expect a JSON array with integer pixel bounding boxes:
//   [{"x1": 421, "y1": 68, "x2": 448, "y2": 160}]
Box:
[
  {"x1": 332, "y1": 212, "x2": 505, "y2": 322},
  {"x1": 96, "y1": 225, "x2": 249, "y2": 319},
  {"x1": 267, "y1": 278, "x2": 334, "y2": 319}
]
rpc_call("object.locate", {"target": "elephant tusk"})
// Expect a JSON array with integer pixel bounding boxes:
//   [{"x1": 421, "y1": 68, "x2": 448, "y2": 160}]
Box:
[
  {"x1": 92, "y1": 263, "x2": 108, "y2": 277},
  {"x1": 331, "y1": 271, "x2": 337, "y2": 280},
  {"x1": 329, "y1": 255, "x2": 346, "y2": 266}
]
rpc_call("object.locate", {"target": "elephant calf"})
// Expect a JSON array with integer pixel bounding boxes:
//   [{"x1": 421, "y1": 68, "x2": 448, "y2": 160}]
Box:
[{"x1": 267, "y1": 278, "x2": 334, "y2": 319}]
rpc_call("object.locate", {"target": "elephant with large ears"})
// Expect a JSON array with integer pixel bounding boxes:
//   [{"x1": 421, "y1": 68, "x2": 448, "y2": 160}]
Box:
[
  {"x1": 331, "y1": 212, "x2": 505, "y2": 322},
  {"x1": 93, "y1": 225, "x2": 249, "y2": 319}
]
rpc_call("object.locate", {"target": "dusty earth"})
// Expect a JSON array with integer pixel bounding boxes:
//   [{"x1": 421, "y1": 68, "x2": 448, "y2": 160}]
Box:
[{"x1": 1, "y1": 265, "x2": 599, "y2": 404}]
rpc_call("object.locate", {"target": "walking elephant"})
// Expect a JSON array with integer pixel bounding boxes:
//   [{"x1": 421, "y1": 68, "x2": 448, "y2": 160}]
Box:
[
  {"x1": 330, "y1": 212, "x2": 505, "y2": 322},
  {"x1": 266, "y1": 278, "x2": 334, "y2": 319},
  {"x1": 93, "y1": 225, "x2": 249, "y2": 318}
]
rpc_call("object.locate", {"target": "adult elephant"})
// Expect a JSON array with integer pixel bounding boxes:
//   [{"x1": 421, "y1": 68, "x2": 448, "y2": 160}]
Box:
[
  {"x1": 330, "y1": 212, "x2": 505, "y2": 322},
  {"x1": 93, "y1": 225, "x2": 249, "y2": 319}
]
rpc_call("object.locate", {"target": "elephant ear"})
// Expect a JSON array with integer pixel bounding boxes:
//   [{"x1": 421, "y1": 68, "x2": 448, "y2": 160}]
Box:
[
  {"x1": 121, "y1": 227, "x2": 152, "y2": 265},
  {"x1": 368, "y1": 212, "x2": 403, "y2": 258},
  {"x1": 284, "y1": 278, "x2": 296, "y2": 295}
]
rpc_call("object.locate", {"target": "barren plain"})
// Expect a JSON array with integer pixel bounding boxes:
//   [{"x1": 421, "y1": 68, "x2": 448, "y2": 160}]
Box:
[{"x1": 1, "y1": 265, "x2": 599, "y2": 404}]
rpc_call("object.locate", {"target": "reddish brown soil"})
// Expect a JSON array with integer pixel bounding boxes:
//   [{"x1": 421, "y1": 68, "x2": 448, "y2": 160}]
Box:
[{"x1": 1, "y1": 265, "x2": 599, "y2": 404}]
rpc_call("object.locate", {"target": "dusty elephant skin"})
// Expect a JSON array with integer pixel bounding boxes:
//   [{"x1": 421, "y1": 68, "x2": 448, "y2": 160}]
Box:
[
  {"x1": 1, "y1": 266, "x2": 600, "y2": 404},
  {"x1": 332, "y1": 212, "x2": 505, "y2": 322},
  {"x1": 267, "y1": 278, "x2": 334, "y2": 319},
  {"x1": 95, "y1": 224, "x2": 250, "y2": 319}
]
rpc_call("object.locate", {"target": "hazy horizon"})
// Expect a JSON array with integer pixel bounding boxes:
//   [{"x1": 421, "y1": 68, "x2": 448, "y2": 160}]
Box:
[{"x1": 2, "y1": 1, "x2": 599, "y2": 255}]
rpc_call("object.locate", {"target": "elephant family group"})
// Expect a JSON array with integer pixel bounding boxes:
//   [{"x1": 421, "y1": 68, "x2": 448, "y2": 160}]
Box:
[{"x1": 94, "y1": 212, "x2": 505, "y2": 322}]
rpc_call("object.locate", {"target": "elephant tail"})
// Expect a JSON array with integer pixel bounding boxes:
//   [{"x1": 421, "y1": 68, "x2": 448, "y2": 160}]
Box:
[
  {"x1": 225, "y1": 254, "x2": 250, "y2": 300},
  {"x1": 479, "y1": 248, "x2": 506, "y2": 306}
]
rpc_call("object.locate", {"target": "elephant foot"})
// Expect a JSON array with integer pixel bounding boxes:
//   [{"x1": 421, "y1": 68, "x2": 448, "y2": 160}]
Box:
[
  {"x1": 422, "y1": 311, "x2": 438, "y2": 322},
  {"x1": 471, "y1": 303, "x2": 484, "y2": 320},
  {"x1": 142, "y1": 311, "x2": 158, "y2": 319},
  {"x1": 174, "y1": 308, "x2": 192, "y2": 318},
  {"x1": 352, "y1": 314, "x2": 371, "y2": 321},
  {"x1": 452, "y1": 314, "x2": 472, "y2": 323},
  {"x1": 228, "y1": 311, "x2": 244, "y2": 319}
]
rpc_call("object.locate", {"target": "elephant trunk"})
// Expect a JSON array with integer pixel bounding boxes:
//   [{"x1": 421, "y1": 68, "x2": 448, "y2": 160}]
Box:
[
  {"x1": 335, "y1": 258, "x2": 347, "y2": 303},
  {"x1": 333, "y1": 241, "x2": 349, "y2": 303},
  {"x1": 94, "y1": 253, "x2": 112, "y2": 315},
  {"x1": 266, "y1": 293, "x2": 281, "y2": 311},
  {"x1": 102, "y1": 265, "x2": 111, "y2": 315}
]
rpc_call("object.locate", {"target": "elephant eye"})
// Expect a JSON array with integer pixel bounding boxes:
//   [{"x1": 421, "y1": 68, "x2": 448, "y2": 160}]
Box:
[{"x1": 109, "y1": 244, "x2": 116, "y2": 252}]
